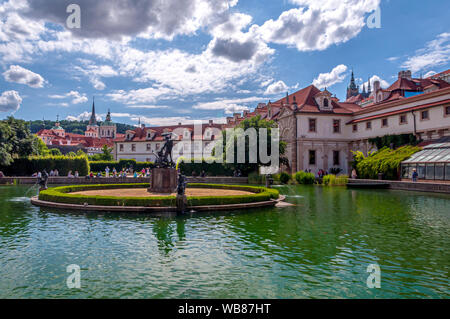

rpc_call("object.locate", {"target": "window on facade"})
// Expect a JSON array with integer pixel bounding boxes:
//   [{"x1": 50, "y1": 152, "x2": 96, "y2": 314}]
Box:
[
  {"x1": 333, "y1": 151, "x2": 340, "y2": 166},
  {"x1": 352, "y1": 124, "x2": 358, "y2": 132},
  {"x1": 333, "y1": 119, "x2": 341, "y2": 133},
  {"x1": 382, "y1": 118, "x2": 388, "y2": 127},
  {"x1": 421, "y1": 110, "x2": 429, "y2": 120},
  {"x1": 366, "y1": 121, "x2": 372, "y2": 130},
  {"x1": 309, "y1": 150, "x2": 316, "y2": 165},
  {"x1": 119, "y1": 144, "x2": 124, "y2": 152},
  {"x1": 400, "y1": 114, "x2": 407, "y2": 124},
  {"x1": 131, "y1": 144, "x2": 136, "y2": 152},
  {"x1": 324, "y1": 98, "x2": 329, "y2": 107},
  {"x1": 309, "y1": 119, "x2": 316, "y2": 132},
  {"x1": 146, "y1": 144, "x2": 151, "y2": 151},
  {"x1": 445, "y1": 106, "x2": 450, "y2": 116}
]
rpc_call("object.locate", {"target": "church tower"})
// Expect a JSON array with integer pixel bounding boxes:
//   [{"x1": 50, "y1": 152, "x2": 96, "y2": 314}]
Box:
[
  {"x1": 346, "y1": 70, "x2": 360, "y2": 99},
  {"x1": 85, "y1": 97, "x2": 99, "y2": 138},
  {"x1": 100, "y1": 109, "x2": 117, "y2": 139}
]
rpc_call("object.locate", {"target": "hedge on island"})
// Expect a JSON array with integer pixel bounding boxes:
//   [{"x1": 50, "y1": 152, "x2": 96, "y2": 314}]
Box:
[{"x1": 38, "y1": 183, "x2": 279, "y2": 207}]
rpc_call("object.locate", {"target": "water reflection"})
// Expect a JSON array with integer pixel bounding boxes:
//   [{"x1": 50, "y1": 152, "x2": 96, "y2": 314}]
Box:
[{"x1": 0, "y1": 185, "x2": 449, "y2": 298}]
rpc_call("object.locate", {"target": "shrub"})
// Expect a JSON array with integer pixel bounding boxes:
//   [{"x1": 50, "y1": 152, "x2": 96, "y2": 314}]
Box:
[
  {"x1": 352, "y1": 145, "x2": 421, "y2": 180},
  {"x1": 177, "y1": 158, "x2": 235, "y2": 176},
  {"x1": 0, "y1": 155, "x2": 89, "y2": 176},
  {"x1": 323, "y1": 174, "x2": 348, "y2": 186},
  {"x1": 279, "y1": 172, "x2": 291, "y2": 184},
  {"x1": 38, "y1": 183, "x2": 279, "y2": 207},
  {"x1": 248, "y1": 171, "x2": 265, "y2": 184},
  {"x1": 294, "y1": 171, "x2": 316, "y2": 184}
]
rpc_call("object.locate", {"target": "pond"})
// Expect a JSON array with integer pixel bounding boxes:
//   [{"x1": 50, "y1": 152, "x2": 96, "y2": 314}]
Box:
[{"x1": 0, "y1": 184, "x2": 449, "y2": 298}]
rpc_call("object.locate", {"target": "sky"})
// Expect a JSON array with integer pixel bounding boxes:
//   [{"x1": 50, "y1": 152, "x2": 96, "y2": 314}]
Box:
[{"x1": 0, "y1": 0, "x2": 449, "y2": 126}]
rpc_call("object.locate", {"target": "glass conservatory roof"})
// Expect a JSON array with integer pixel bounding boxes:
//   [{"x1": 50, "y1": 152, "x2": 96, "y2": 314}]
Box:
[{"x1": 403, "y1": 143, "x2": 450, "y2": 164}]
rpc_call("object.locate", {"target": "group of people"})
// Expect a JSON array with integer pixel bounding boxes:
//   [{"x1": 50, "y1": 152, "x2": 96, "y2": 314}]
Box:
[{"x1": 103, "y1": 166, "x2": 152, "y2": 178}]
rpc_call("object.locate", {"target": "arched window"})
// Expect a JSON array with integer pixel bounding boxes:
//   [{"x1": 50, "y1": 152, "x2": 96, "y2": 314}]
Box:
[{"x1": 324, "y1": 98, "x2": 329, "y2": 107}]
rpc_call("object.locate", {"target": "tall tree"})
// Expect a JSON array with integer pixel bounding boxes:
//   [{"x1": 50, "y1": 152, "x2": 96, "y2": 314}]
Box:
[{"x1": 0, "y1": 117, "x2": 37, "y2": 166}]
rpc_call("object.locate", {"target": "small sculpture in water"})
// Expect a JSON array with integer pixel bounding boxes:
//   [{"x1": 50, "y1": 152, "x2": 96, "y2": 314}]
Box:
[
  {"x1": 176, "y1": 173, "x2": 188, "y2": 214},
  {"x1": 38, "y1": 170, "x2": 49, "y2": 192}
]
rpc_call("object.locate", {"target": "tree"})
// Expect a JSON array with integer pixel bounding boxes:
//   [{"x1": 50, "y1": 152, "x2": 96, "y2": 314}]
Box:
[
  {"x1": 215, "y1": 115, "x2": 286, "y2": 175},
  {"x1": 33, "y1": 137, "x2": 50, "y2": 156},
  {"x1": 0, "y1": 117, "x2": 37, "y2": 166},
  {"x1": 49, "y1": 148, "x2": 62, "y2": 156},
  {"x1": 76, "y1": 149, "x2": 86, "y2": 156},
  {"x1": 89, "y1": 145, "x2": 114, "y2": 161}
]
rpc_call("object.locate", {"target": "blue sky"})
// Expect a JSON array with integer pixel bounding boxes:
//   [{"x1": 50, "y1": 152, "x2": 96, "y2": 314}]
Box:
[{"x1": 0, "y1": 0, "x2": 449, "y2": 126}]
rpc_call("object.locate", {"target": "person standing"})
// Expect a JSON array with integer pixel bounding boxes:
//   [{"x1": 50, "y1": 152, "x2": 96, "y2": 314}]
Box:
[
  {"x1": 105, "y1": 166, "x2": 110, "y2": 178},
  {"x1": 412, "y1": 169, "x2": 418, "y2": 182},
  {"x1": 351, "y1": 169, "x2": 358, "y2": 179}
]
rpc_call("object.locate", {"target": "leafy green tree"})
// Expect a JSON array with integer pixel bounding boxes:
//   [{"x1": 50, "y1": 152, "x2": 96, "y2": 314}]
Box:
[
  {"x1": 76, "y1": 149, "x2": 86, "y2": 156},
  {"x1": 89, "y1": 145, "x2": 114, "y2": 161},
  {"x1": 67, "y1": 152, "x2": 77, "y2": 157},
  {"x1": 215, "y1": 116, "x2": 286, "y2": 175},
  {"x1": 49, "y1": 148, "x2": 62, "y2": 156},
  {"x1": 33, "y1": 137, "x2": 50, "y2": 156},
  {"x1": 0, "y1": 117, "x2": 37, "y2": 166}
]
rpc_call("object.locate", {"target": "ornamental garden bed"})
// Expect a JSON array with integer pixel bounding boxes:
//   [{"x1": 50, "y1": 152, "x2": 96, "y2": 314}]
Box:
[{"x1": 36, "y1": 183, "x2": 279, "y2": 209}]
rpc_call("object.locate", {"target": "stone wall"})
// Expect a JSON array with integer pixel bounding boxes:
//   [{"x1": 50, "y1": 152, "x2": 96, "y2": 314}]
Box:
[{"x1": 348, "y1": 179, "x2": 450, "y2": 194}]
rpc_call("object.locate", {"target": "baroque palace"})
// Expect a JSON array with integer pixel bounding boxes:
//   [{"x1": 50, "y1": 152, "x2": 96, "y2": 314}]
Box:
[
  {"x1": 224, "y1": 69, "x2": 450, "y2": 174},
  {"x1": 101, "y1": 67, "x2": 450, "y2": 177}
]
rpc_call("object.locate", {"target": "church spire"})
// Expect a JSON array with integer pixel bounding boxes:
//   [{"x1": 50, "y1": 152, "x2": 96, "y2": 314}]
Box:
[
  {"x1": 89, "y1": 97, "x2": 97, "y2": 125},
  {"x1": 286, "y1": 92, "x2": 289, "y2": 104},
  {"x1": 106, "y1": 108, "x2": 111, "y2": 122}
]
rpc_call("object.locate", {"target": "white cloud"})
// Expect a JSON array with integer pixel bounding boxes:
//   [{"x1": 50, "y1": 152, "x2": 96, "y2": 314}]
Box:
[
  {"x1": 312, "y1": 64, "x2": 348, "y2": 89},
  {"x1": 66, "y1": 111, "x2": 102, "y2": 122},
  {"x1": 135, "y1": 116, "x2": 227, "y2": 127},
  {"x1": 0, "y1": 90, "x2": 22, "y2": 112},
  {"x1": 49, "y1": 91, "x2": 88, "y2": 104},
  {"x1": 126, "y1": 105, "x2": 170, "y2": 109},
  {"x1": 402, "y1": 33, "x2": 450, "y2": 74},
  {"x1": 193, "y1": 96, "x2": 264, "y2": 114},
  {"x1": 3, "y1": 65, "x2": 45, "y2": 88},
  {"x1": 254, "y1": 0, "x2": 381, "y2": 52},
  {"x1": 362, "y1": 75, "x2": 389, "y2": 90},
  {"x1": 424, "y1": 71, "x2": 437, "y2": 78},
  {"x1": 264, "y1": 80, "x2": 289, "y2": 95}
]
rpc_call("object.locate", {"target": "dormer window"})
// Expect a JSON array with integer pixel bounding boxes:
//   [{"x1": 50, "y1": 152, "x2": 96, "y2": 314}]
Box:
[{"x1": 324, "y1": 99, "x2": 329, "y2": 107}]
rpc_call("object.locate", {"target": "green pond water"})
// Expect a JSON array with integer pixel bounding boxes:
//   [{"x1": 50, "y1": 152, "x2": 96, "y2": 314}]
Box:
[{"x1": 0, "y1": 184, "x2": 449, "y2": 299}]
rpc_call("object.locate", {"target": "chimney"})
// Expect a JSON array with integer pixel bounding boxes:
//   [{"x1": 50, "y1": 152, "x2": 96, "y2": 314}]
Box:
[
  {"x1": 398, "y1": 70, "x2": 412, "y2": 80},
  {"x1": 178, "y1": 122, "x2": 182, "y2": 126},
  {"x1": 373, "y1": 80, "x2": 381, "y2": 92}
]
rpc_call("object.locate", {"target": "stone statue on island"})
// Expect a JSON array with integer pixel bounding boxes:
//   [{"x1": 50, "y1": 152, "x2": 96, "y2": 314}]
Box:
[
  {"x1": 38, "y1": 170, "x2": 49, "y2": 192},
  {"x1": 148, "y1": 132, "x2": 178, "y2": 194}
]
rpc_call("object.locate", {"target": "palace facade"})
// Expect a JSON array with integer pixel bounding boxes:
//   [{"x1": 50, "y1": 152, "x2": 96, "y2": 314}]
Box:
[
  {"x1": 114, "y1": 121, "x2": 223, "y2": 162},
  {"x1": 227, "y1": 69, "x2": 450, "y2": 174}
]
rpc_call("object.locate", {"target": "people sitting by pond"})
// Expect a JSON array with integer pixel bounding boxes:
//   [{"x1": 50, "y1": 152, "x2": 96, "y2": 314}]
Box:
[
  {"x1": 74, "y1": 171, "x2": 79, "y2": 178},
  {"x1": 89, "y1": 172, "x2": 94, "y2": 179},
  {"x1": 97, "y1": 172, "x2": 102, "y2": 178},
  {"x1": 146, "y1": 168, "x2": 150, "y2": 177},
  {"x1": 49, "y1": 170, "x2": 54, "y2": 176},
  {"x1": 0, "y1": 171, "x2": 4, "y2": 178},
  {"x1": 133, "y1": 171, "x2": 138, "y2": 178},
  {"x1": 351, "y1": 169, "x2": 358, "y2": 179},
  {"x1": 67, "y1": 170, "x2": 74, "y2": 178},
  {"x1": 112, "y1": 167, "x2": 117, "y2": 177},
  {"x1": 412, "y1": 168, "x2": 418, "y2": 182},
  {"x1": 200, "y1": 170, "x2": 206, "y2": 178},
  {"x1": 54, "y1": 169, "x2": 59, "y2": 177}
]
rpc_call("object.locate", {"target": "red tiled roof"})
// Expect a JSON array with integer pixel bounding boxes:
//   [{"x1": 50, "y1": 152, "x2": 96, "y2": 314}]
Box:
[{"x1": 348, "y1": 98, "x2": 450, "y2": 124}]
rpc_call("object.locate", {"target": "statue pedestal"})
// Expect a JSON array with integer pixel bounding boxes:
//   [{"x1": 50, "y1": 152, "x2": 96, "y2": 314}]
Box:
[{"x1": 148, "y1": 168, "x2": 177, "y2": 194}]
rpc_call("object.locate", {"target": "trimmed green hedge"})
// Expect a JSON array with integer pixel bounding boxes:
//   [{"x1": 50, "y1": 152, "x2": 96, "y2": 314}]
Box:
[
  {"x1": 177, "y1": 158, "x2": 235, "y2": 176},
  {"x1": 322, "y1": 175, "x2": 349, "y2": 186},
  {"x1": 89, "y1": 159, "x2": 155, "y2": 172},
  {"x1": 0, "y1": 155, "x2": 89, "y2": 176},
  {"x1": 38, "y1": 183, "x2": 279, "y2": 207}
]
